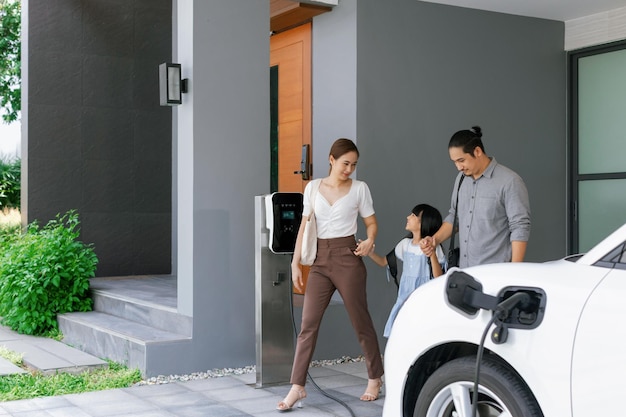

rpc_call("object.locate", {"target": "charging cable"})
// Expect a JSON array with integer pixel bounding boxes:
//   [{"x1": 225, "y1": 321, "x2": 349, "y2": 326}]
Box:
[
  {"x1": 287, "y1": 277, "x2": 357, "y2": 417},
  {"x1": 471, "y1": 292, "x2": 531, "y2": 417},
  {"x1": 472, "y1": 313, "x2": 499, "y2": 417}
]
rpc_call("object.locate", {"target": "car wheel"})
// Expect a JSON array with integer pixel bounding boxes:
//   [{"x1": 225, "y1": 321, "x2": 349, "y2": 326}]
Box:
[{"x1": 413, "y1": 356, "x2": 543, "y2": 417}]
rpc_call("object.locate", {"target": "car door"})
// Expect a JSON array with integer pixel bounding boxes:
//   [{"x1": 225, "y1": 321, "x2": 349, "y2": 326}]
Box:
[{"x1": 571, "y1": 241, "x2": 626, "y2": 415}]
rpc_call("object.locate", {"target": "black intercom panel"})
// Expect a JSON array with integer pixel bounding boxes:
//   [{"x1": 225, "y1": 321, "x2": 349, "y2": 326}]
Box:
[{"x1": 265, "y1": 192, "x2": 304, "y2": 254}]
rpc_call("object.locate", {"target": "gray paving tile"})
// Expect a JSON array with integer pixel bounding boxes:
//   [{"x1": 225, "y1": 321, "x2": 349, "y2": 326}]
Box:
[
  {"x1": 172, "y1": 376, "x2": 243, "y2": 392},
  {"x1": 318, "y1": 400, "x2": 383, "y2": 417},
  {"x1": 8, "y1": 411, "x2": 52, "y2": 417},
  {"x1": 2, "y1": 340, "x2": 72, "y2": 369},
  {"x1": 202, "y1": 385, "x2": 274, "y2": 402},
  {"x1": 0, "y1": 356, "x2": 26, "y2": 376},
  {"x1": 321, "y1": 361, "x2": 368, "y2": 375},
  {"x1": 231, "y1": 372, "x2": 256, "y2": 385},
  {"x1": 306, "y1": 373, "x2": 366, "y2": 390},
  {"x1": 225, "y1": 394, "x2": 289, "y2": 415},
  {"x1": 0, "y1": 327, "x2": 21, "y2": 342},
  {"x1": 164, "y1": 403, "x2": 251, "y2": 417},
  {"x1": 112, "y1": 411, "x2": 177, "y2": 417},
  {"x1": 0, "y1": 327, "x2": 40, "y2": 343},
  {"x1": 0, "y1": 399, "x2": 45, "y2": 414},
  {"x1": 46, "y1": 407, "x2": 94, "y2": 417},
  {"x1": 307, "y1": 367, "x2": 344, "y2": 379},
  {"x1": 64, "y1": 388, "x2": 142, "y2": 406},
  {"x1": 2, "y1": 340, "x2": 106, "y2": 375},
  {"x1": 31, "y1": 338, "x2": 108, "y2": 367},
  {"x1": 22, "y1": 396, "x2": 74, "y2": 410},
  {"x1": 70, "y1": 399, "x2": 157, "y2": 417},
  {"x1": 122, "y1": 383, "x2": 191, "y2": 398},
  {"x1": 141, "y1": 391, "x2": 216, "y2": 408}
]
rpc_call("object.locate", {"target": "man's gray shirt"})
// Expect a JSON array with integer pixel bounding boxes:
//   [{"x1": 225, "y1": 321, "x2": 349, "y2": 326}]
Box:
[{"x1": 444, "y1": 158, "x2": 531, "y2": 268}]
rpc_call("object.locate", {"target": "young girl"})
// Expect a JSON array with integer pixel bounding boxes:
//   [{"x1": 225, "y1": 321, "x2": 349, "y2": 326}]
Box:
[{"x1": 369, "y1": 204, "x2": 447, "y2": 338}]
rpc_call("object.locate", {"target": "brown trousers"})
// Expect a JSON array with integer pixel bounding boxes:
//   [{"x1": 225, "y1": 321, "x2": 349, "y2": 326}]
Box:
[{"x1": 290, "y1": 236, "x2": 384, "y2": 386}]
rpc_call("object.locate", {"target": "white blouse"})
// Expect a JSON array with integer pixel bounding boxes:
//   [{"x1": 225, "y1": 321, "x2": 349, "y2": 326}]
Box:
[{"x1": 303, "y1": 179, "x2": 375, "y2": 239}]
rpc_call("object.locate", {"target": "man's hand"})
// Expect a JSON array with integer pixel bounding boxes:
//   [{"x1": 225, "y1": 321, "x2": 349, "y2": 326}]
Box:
[{"x1": 420, "y1": 236, "x2": 436, "y2": 257}]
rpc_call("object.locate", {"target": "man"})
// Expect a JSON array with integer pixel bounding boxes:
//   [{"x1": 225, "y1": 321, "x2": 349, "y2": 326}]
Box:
[{"x1": 423, "y1": 126, "x2": 530, "y2": 267}]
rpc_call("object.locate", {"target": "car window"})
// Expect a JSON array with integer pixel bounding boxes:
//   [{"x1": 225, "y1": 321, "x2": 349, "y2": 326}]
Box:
[{"x1": 594, "y1": 242, "x2": 626, "y2": 270}]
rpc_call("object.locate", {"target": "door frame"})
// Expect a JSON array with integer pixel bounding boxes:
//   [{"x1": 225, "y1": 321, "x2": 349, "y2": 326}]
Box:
[{"x1": 568, "y1": 39, "x2": 626, "y2": 253}]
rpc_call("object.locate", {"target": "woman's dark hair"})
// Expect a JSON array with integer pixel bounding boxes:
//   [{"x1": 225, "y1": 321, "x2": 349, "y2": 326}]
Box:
[
  {"x1": 448, "y1": 125, "x2": 485, "y2": 155},
  {"x1": 410, "y1": 204, "x2": 442, "y2": 238},
  {"x1": 329, "y1": 138, "x2": 359, "y2": 160}
]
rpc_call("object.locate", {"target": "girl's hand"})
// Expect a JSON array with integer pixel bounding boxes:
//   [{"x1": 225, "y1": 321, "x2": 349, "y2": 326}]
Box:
[
  {"x1": 291, "y1": 263, "x2": 304, "y2": 293},
  {"x1": 420, "y1": 236, "x2": 435, "y2": 257},
  {"x1": 354, "y1": 238, "x2": 375, "y2": 257}
]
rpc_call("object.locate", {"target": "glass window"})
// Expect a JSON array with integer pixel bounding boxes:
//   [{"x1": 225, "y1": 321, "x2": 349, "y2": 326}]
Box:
[
  {"x1": 578, "y1": 49, "x2": 626, "y2": 175},
  {"x1": 578, "y1": 179, "x2": 626, "y2": 252}
]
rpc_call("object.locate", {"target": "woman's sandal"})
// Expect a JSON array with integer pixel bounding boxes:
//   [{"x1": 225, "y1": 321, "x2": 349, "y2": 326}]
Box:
[
  {"x1": 360, "y1": 378, "x2": 383, "y2": 401},
  {"x1": 277, "y1": 387, "x2": 307, "y2": 412}
]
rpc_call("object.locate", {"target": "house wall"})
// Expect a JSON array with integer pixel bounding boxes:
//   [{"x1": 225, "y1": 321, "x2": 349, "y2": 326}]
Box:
[
  {"x1": 23, "y1": 0, "x2": 173, "y2": 277},
  {"x1": 23, "y1": 0, "x2": 568, "y2": 372},
  {"x1": 307, "y1": 0, "x2": 566, "y2": 357}
]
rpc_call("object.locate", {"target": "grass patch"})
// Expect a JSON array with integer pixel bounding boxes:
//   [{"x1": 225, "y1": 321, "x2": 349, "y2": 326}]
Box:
[
  {"x1": 0, "y1": 360, "x2": 142, "y2": 402},
  {"x1": 0, "y1": 207, "x2": 20, "y2": 227},
  {"x1": 1, "y1": 343, "x2": 141, "y2": 402}
]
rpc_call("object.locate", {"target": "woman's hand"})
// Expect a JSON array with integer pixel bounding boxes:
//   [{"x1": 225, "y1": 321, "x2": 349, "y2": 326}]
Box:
[
  {"x1": 354, "y1": 238, "x2": 375, "y2": 257},
  {"x1": 291, "y1": 263, "x2": 304, "y2": 293},
  {"x1": 357, "y1": 215, "x2": 377, "y2": 257}
]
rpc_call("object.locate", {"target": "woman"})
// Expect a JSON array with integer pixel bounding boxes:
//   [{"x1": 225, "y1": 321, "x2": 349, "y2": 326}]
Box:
[{"x1": 277, "y1": 138, "x2": 384, "y2": 412}]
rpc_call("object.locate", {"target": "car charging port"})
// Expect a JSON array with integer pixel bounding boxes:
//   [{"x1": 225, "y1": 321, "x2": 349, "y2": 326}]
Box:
[
  {"x1": 445, "y1": 271, "x2": 547, "y2": 338},
  {"x1": 496, "y1": 286, "x2": 546, "y2": 330}
]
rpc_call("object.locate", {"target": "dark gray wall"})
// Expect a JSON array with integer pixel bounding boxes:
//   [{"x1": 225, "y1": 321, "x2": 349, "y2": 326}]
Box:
[
  {"x1": 25, "y1": 0, "x2": 173, "y2": 276},
  {"x1": 309, "y1": 0, "x2": 566, "y2": 356},
  {"x1": 356, "y1": 0, "x2": 566, "y2": 261}
]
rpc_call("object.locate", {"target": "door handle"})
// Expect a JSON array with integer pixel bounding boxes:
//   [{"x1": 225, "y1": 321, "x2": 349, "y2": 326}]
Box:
[{"x1": 293, "y1": 144, "x2": 312, "y2": 180}]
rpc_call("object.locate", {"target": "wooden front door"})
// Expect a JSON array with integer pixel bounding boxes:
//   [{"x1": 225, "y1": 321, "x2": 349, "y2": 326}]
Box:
[
  {"x1": 270, "y1": 23, "x2": 312, "y2": 194},
  {"x1": 270, "y1": 23, "x2": 312, "y2": 293}
]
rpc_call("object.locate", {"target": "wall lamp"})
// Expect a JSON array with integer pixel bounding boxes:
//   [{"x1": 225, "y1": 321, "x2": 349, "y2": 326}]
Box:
[{"x1": 159, "y1": 63, "x2": 188, "y2": 106}]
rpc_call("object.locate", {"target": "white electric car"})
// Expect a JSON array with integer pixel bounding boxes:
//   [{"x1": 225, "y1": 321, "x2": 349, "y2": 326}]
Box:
[{"x1": 382, "y1": 223, "x2": 626, "y2": 417}]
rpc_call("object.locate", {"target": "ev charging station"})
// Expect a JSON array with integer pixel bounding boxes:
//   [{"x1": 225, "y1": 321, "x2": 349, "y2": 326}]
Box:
[{"x1": 255, "y1": 192, "x2": 303, "y2": 388}]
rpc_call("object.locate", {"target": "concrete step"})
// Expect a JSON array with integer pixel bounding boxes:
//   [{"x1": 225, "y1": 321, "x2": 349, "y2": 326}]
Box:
[
  {"x1": 90, "y1": 287, "x2": 192, "y2": 337},
  {"x1": 58, "y1": 311, "x2": 191, "y2": 376}
]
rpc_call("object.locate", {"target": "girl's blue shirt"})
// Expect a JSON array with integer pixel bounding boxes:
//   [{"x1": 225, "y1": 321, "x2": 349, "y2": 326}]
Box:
[{"x1": 384, "y1": 238, "x2": 446, "y2": 338}]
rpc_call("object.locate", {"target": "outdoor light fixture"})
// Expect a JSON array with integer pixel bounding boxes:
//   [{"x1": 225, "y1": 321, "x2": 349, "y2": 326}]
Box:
[{"x1": 159, "y1": 63, "x2": 188, "y2": 106}]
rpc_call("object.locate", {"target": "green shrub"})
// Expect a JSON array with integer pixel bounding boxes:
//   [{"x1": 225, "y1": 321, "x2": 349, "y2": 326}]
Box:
[
  {"x1": 0, "y1": 157, "x2": 20, "y2": 209},
  {"x1": 0, "y1": 210, "x2": 98, "y2": 335}
]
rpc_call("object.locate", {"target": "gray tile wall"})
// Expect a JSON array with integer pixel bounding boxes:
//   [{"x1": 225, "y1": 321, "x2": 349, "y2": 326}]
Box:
[{"x1": 26, "y1": 0, "x2": 173, "y2": 276}]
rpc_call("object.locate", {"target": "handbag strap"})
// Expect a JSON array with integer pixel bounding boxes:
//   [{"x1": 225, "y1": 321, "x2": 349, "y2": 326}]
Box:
[
  {"x1": 449, "y1": 174, "x2": 465, "y2": 253},
  {"x1": 308, "y1": 179, "x2": 321, "y2": 215}
]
